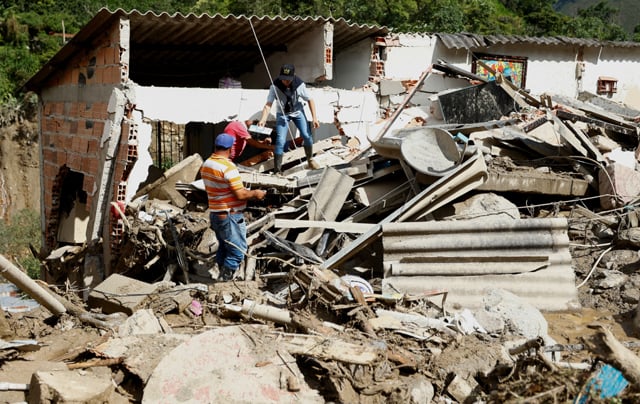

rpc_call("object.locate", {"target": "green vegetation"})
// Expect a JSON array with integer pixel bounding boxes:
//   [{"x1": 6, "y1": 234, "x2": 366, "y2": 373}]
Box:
[
  {"x1": 0, "y1": 209, "x2": 41, "y2": 279},
  {"x1": 0, "y1": 0, "x2": 634, "y2": 103},
  {"x1": 555, "y1": 0, "x2": 640, "y2": 40}
]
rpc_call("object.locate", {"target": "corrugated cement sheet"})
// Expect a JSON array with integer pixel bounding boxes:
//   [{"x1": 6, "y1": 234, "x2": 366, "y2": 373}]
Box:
[
  {"x1": 381, "y1": 218, "x2": 578, "y2": 311},
  {"x1": 436, "y1": 32, "x2": 640, "y2": 50},
  {"x1": 25, "y1": 8, "x2": 389, "y2": 91}
]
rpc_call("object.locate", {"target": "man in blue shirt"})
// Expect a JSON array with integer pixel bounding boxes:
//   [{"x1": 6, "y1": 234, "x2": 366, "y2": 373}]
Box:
[{"x1": 257, "y1": 64, "x2": 320, "y2": 173}]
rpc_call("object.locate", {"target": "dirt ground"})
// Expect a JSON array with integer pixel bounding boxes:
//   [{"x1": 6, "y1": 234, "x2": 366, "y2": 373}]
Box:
[
  {"x1": 2, "y1": 120, "x2": 640, "y2": 402},
  {"x1": 0, "y1": 120, "x2": 40, "y2": 220}
]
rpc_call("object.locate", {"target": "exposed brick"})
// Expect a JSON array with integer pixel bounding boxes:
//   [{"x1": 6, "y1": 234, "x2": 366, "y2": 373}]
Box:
[
  {"x1": 93, "y1": 104, "x2": 108, "y2": 120},
  {"x1": 113, "y1": 66, "x2": 123, "y2": 83},
  {"x1": 96, "y1": 47, "x2": 107, "y2": 66},
  {"x1": 43, "y1": 161, "x2": 57, "y2": 179},
  {"x1": 81, "y1": 156, "x2": 100, "y2": 174},
  {"x1": 63, "y1": 135, "x2": 74, "y2": 151},
  {"x1": 69, "y1": 119, "x2": 78, "y2": 135},
  {"x1": 112, "y1": 162, "x2": 124, "y2": 182},
  {"x1": 94, "y1": 66, "x2": 104, "y2": 84},
  {"x1": 53, "y1": 102, "x2": 64, "y2": 115},
  {"x1": 71, "y1": 68, "x2": 80, "y2": 85},
  {"x1": 87, "y1": 139, "x2": 99, "y2": 154},
  {"x1": 83, "y1": 175, "x2": 95, "y2": 194},
  {"x1": 56, "y1": 150, "x2": 66, "y2": 165},
  {"x1": 106, "y1": 46, "x2": 119, "y2": 65},
  {"x1": 78, "y1": 120, "x2": 92, "y2": 136},
  {"x1": 66, "y1": 152, "x2": 82, "y2": 170},
  {"x1": 44, "y1": 191, "x2": 52, "y2": 210},
  {"x1": 67, "y1": 102, "x2": 79, "y2": 116},
  {"x1": 43, "y1": 150, "x2": 55, "y2": 165},
  {"x1": 92, "y1": 121, "x2": 105, "y2": 137}
]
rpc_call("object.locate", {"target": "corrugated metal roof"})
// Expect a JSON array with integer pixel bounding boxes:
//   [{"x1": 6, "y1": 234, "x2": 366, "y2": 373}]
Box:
[
  {"x1": 25, "y1": 8, "x2": 389, "y2": 91},
  {"x1": 381, "y1": 218, "x2": 578, "y2": 311},
  {"x1": 436, "y1": 32, "x2": 640, "y2": 50}
]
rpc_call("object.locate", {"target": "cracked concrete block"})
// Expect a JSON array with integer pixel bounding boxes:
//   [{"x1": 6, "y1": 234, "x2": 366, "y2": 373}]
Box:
[
  {"x1": 28, "y1": 370, "x2": 114, "y2": 404},
  {"x1": 599, "y1": 163, "x2": 640, "y2": 210},
  {"x1": 88, "y1": 273, "x2": 156, "y2": 315}
]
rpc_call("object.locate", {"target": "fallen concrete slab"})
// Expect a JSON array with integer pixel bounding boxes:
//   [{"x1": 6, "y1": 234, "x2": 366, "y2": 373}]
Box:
[{"x1": 142, "y1": 325, "x2": 324, "y2": 403}]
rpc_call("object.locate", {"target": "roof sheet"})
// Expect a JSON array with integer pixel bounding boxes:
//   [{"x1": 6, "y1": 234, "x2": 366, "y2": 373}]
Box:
[
  {"x1": 436, "y1": 32, "x2": 640, "y2": 50},
  {"x1": 25, "y1": 8, "x2": 389, "y2": 90},
  {"x1": 381, "y1": 218, "x2": 578, "y2": 311}
]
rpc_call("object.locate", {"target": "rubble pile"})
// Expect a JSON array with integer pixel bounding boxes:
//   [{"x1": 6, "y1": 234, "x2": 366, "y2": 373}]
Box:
[{"x1": 5, "y1": 62, "x2": 640, "y2": 402}]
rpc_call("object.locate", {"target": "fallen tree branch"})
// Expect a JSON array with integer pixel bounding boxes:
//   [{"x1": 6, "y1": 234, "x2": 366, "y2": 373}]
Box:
[{"x1": 36, "y1": 281, "x2": 127, "y2": 331}]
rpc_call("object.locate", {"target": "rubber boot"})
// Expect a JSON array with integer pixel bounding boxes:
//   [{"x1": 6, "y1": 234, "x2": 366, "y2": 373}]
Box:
[
  {"x1": 219, "y1": 266, "x2": 235, "y2": 282},
  {"x1": 273, "y1": 154, "x2": 283, "y2": 174},
  {"x1": 304, "y1": 146, "x2": 320, "y2": 170}
]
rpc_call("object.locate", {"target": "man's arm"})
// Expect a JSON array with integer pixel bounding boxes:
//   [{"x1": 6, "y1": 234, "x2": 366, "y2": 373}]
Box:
[
  {"x1": 245, "y1": 137, "x2": 274, "y2": 150},
  {"x1": 308, "y1": 99, "x2": 320, "y2": 129},
  {"x1": 258, "y1": 102, "x2": 272, "y2": 127},
  {"x1": 232, "y1": 188, "x2": 267, "y2": 201}
]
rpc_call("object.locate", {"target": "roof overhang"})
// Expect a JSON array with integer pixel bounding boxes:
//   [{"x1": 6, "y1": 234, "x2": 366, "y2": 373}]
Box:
[{"x1": 24, "y1": 9, "x2": 389, "y2": 91}]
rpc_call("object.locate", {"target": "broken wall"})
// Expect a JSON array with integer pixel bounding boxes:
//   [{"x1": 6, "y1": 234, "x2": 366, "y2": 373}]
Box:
[
  {"x1": 38, "y1": 16, "x2": 129, "y2": 256},
  {"x1": 326, "y1": 39, "x2": 373, "y2": 89},
  {"x1": 379, "y1": 34, "x2": 640, "y2": 107},
  {"x1": 381, "y1": 34, "x2": 436, "y2": 80},
  {"x1": 240, "y1": 24, "x2": 332, "y2": 87},
  {"x1": 132, "y1": 85, "x2": 379, "y2": 161}
]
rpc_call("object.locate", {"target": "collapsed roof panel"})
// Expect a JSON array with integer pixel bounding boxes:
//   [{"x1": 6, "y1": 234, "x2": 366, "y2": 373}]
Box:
[{"x1": 381, "y1": 218, "x2": 577, "y2": 311}]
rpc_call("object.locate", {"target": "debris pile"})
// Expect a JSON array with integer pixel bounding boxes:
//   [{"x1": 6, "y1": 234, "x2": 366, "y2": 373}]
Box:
[{"x1": 4, "y1": 61, "x2": 640, "y2": 402}]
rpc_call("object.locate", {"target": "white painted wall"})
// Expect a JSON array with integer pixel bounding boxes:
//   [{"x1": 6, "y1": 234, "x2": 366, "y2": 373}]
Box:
[
  {"x1": 326, "y1": 39, "x2": 372, "y2": 89},
  {"x1": 132, "y1": 84, "x2": 379, "y2": 153},
  {"x1": 582, "y1": 46, "x2": 640, "y2": 107},
  {"x1": 381, "y1": 34, "x2": 640, "y2": 107},
  {"x1": 437, "y1": 43, "x2": 581, "y2": 99},
  {"x1": 240, "y1": 25, "x2": 328, "y2": 88},
  {"x1": 384, "y1": 34, "x2": 436, "y2": 80}
]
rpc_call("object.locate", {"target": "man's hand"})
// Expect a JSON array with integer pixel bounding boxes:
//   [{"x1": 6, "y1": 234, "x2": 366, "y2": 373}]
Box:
[
  {"x1": 253, "y1": 189, "x2": 267, "y2": 200},
  {"x1": 312, "y1": 119, "x2": 320, "y2": 129}
]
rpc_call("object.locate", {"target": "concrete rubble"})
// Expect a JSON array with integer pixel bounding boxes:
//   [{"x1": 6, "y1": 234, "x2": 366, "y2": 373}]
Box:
[{"x1": 5, "y1": 62, "x2": 640, "y2": 402}]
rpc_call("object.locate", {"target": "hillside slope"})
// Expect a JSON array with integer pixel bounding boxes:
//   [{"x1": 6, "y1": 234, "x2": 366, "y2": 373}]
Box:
[{"x1": 555, "y1": 0, "x2": 639, "y2": 34}]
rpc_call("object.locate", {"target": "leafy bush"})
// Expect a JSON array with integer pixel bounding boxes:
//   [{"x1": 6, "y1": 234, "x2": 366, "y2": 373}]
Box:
[{"x1": 0, "y1": 209, "x2": 41, "y2": 279}]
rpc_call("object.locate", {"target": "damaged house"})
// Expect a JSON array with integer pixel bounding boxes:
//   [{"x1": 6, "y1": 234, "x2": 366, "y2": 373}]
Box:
[
  {"x1": 22, "y1": 8, "x2": 640, "y2": 309},
  {"x1": 9, "y1": 6, "x2": 640, "y2": 403}
]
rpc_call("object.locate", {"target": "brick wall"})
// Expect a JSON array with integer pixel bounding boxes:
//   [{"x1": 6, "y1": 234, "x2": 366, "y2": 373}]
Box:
[
  {"x1": 369, "y1": 36, "x2": 387, "y2": 82},
  {"x1": 40, "y1": 18, "x2": 130, "y2": 253}
]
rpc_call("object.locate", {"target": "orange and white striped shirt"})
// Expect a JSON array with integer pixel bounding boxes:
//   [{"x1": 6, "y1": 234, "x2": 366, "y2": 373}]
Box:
[{"x1": 200, "y1": 154, "x2": 247, "y2": 212}]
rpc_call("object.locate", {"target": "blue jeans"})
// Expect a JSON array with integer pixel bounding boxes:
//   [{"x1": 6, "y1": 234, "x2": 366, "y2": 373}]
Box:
[
  {"x1": 209, "y1": 212, "x2": 247, "y2": 271},
  {"x1": 274, "y1": 112, "x2": 313, "y2": 155}
]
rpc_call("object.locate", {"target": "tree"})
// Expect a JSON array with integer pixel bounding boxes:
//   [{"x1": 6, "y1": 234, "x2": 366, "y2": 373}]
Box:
[{"x1": 572, "y1": 1, "x2": 628, "y2": 41}]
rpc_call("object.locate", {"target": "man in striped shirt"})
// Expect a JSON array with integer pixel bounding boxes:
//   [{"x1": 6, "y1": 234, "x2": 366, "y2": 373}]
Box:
[{"x1": 200, "y1": 133, "x2": 266, "y2": 281}]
